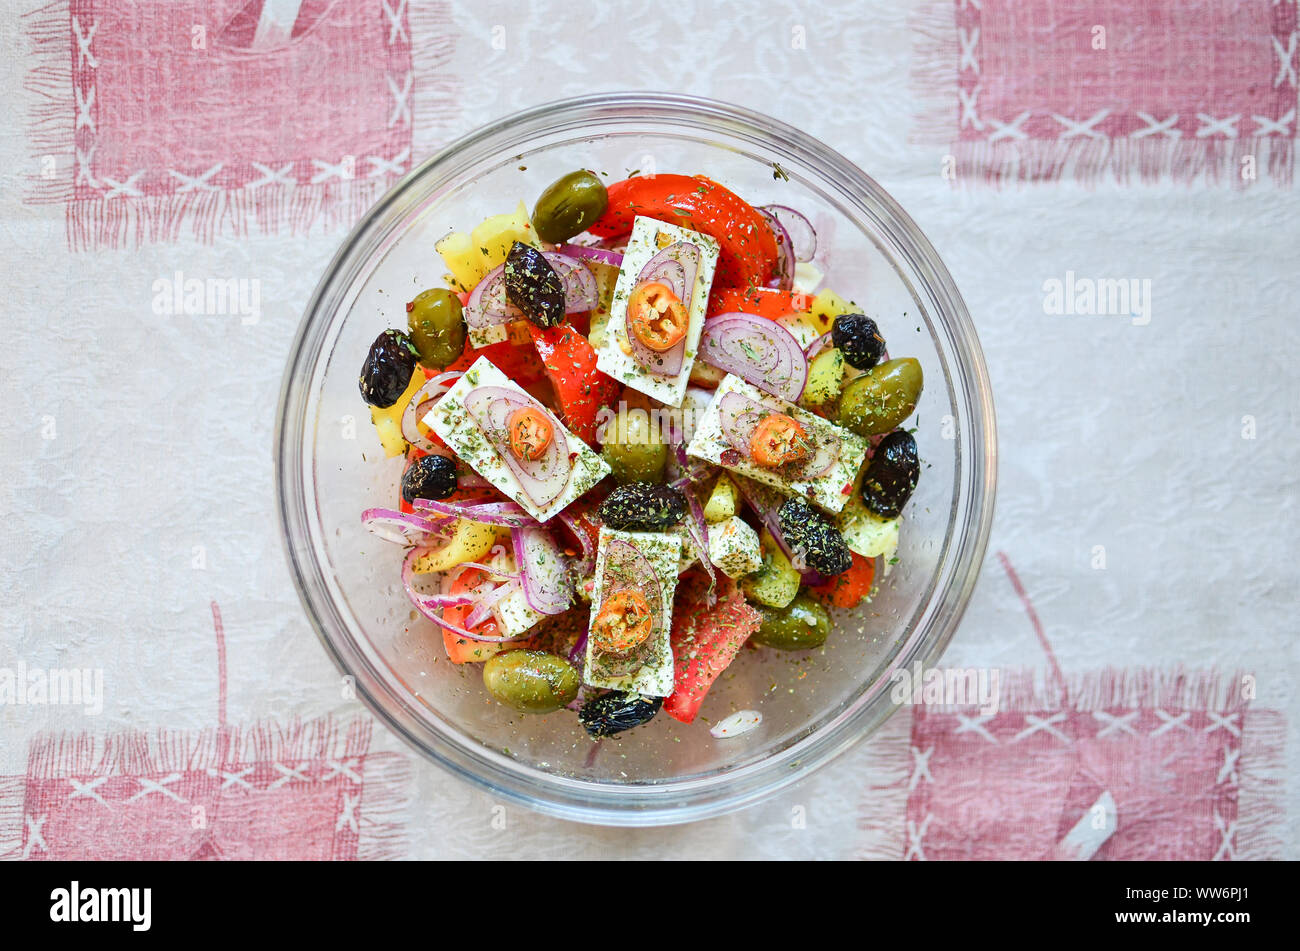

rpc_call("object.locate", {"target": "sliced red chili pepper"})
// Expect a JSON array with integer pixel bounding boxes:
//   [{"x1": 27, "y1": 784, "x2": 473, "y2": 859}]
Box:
[
  {"x1": 628, "y1": 281, "x2": 689, "y2": 351},
  {"x1": 591, "y1": 589, "x2": 653, "y2": 654},
  {"x1": 750, "y1": 413, "x2": 811, "y2": 468},
  {"x1": 507, "y1": 406, "x2": 553, "y2": 461}
]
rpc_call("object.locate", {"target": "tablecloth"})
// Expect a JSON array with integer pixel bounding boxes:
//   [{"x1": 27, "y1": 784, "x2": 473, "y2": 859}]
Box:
[{"x1": 0, "y1": 0, "x2": 1295, "y2": 860}]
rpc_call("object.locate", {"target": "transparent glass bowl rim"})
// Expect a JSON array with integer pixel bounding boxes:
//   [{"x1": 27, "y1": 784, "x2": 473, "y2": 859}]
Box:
[{"x1": 275, "y1": 92, "x2": 997, "y2": 826}]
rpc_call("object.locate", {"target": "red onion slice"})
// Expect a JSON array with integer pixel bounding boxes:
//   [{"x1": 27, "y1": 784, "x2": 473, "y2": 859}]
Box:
[
  {"x1": 542, "y1": 252, "x2": 599, "y2": 311},
  {"x1": 510, "y1": 525, "x2": 574, "y2": 616},
  {"x1": 717, "y1": 391, "x2": 840, "y2": 479},
  {"x1": 678, "y1": 484, "x2": 718, "y2": 604},
  {"x1": 699, "y1": 313, "x2": 807, "y2": 403},
  {"x1": 464, "y1": 579, "x2": 519, "y2": 630},
  {"x1": 412, "y1": 497, "x2": 540, "y2": 528},
  {"x1": 361, "y1": 507, "x2": 452, "y2": 545},
  {"x1": 730, "y1": 475, "x2": 798, "y2": 565},
  {"x1": 462, "y1": 386, "x2": 571, "y2": 509},
  {"x1": 557, "y1": 510, "x2": 597, "y2": 576},
  {"x1": 804, "y1": 330, "x2": 835, "y2": 360},
  {"x1": 400, "y1": 371, "x2": 461, "y2": 451},
  {"x1": 555, "y1": 243, "x2": 624, "y2": 268},
  {"x1": 760, "y1": 205, "x2": 817, "y2": 262},
  {"x1": 624, "y1": 241, "x2": 700, "y2": 377},
  {"x1": 757, "y1": 207, "x2": 795, "y2": 291},
  {"x1": 464, "y1": 264, "x2": 521, "y2": 332}
]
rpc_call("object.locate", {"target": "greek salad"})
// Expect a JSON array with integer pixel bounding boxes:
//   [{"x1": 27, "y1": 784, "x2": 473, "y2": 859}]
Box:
[{"x1": 358, "y1": 170, "x2": 922, "y2": 739}]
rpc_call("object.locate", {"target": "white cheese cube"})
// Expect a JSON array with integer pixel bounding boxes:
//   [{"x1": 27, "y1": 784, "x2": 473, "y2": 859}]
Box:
[
  {"x1": 487, "y1": 549, "x2": 544, "y2": 639},
  {"x1": 706, "y1": 515, "x2": 762, "y2": 579},
  {"x1": 594, "y1": 215, "x2": 720, "y2": 408}
]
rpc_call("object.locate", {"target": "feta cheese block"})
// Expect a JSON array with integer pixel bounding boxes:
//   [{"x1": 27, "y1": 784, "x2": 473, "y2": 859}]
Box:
[
  {"x1": 594, "y1": 215, "x2": 720, "y2": 408},
  {"x1": 706, "y1": 515, "x2": 762, "y2": 578},
  {"x1": 584, "y1": 527, "x2": 682, "y2": 697},
  {"x1": 425, "y1": 356, "x2": 610, "y2": 522},
  {"x1": 685, "y1": 373, "x2": 869, "y2": 514}
]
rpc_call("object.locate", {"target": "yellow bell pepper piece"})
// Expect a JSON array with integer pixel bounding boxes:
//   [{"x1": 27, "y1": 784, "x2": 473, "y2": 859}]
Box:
[
  {"x1": 369, "y1": 368, "x2": 425, "y2": 458},
  {"x1": 435, "y1": 200, "x2": 540, "y2": 292},
  {"x1": 411, "y1": 519, "x2": 498, "y2": 574}
]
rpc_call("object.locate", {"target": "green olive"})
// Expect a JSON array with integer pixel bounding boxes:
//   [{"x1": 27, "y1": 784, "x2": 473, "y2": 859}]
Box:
[
  {"x1": 838, "y1": 357, "x2": 923, "y2": 437},
  {"x1": 482, "y1": 650, "x2": 580, "y2": 714},
  {"x1": 407, "y1": 288, "x2": 466, "y2": 370},
  {"x1": 600, "y1": 406, "x2": 667, "y2": 485},
  {"x1": 532, "y1": 170, "x2": 609, "y2": 244},
  {"x1": 751, "y1": 594, "x2": 831, "y2": 651}
]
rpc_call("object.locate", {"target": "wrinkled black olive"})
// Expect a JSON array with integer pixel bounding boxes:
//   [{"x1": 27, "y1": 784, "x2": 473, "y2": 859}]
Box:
[
  {"x1": 778, "y1": 497, "x2": 853, "y2": 577},
  {"x1": 400, "y1": 454, "x2": 458, "y2": 503},
  {"x1": 598, "y1": 482, "x2": 686, "y2": 531},
  {"x1": 862, "y1": 431, "x2": 919, "y2": 519},
  {"x1": 831, "y1": 313, "x2": 886, "y2": 371},
  {"x1": 359, "y1": 329, "x2": 420, "y2": 408},
  {"x1": 504, "y1": 242, "x2": 566, "y2": 328},
  {"x1": 578, "y1": 691, "x2": 663, "y2": 737}
]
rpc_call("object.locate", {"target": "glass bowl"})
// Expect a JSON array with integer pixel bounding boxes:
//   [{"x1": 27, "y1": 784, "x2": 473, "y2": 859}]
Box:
[{"x1": 275, "y1": 93, "x2": 996, "y2": 826}]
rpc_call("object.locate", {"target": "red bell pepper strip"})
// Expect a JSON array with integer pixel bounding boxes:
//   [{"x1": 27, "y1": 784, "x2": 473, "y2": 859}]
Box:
[
  {"x1": 664, "y1": 572, "x2": 762, "y2": 724},
  {"x1": 708, "y1": 285, "x2": 812, "y2": 321},
  {"x1": 809, "y1": 552, "x2": 876, "y2": 609},
  {"x1": 526, "y1": 321, "x2": 620, "y2": 444},
  {"x1": 443, "y1": 337, "x2": 547, "y2": 389},
  {"x1": 589, "y1": 175, "x2": 780, "y2": 292}
]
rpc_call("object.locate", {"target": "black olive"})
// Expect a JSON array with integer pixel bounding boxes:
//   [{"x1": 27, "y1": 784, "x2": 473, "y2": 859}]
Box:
[
  {"x1": 400, "y1": 454, "x2": 458, "y2": 503},
  {"x1": 504, "y1": 242, "x2": 566, "y2": 328},
  {"x1": 578, "y1": 691, "x2": 663, "y2": 737},
  {"x1": 359, "y1": 329, "x2": 420, "y2": 408},
  {"x1": 598, "y1": 482, "x2": 686, "y2": 531},
  {"x1": 777, "y1": 497, "x2": 853, "y2": 577},
  {"x1": 862, "y1": 431, "x2": 919, "y2": 519},
  {"x1": 831, "y1": 314, "x2": 886, "y2": 370}
]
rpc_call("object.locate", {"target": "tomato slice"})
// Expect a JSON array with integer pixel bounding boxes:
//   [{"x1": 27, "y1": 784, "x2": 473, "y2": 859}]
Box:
[
  {"x1": 708, "y1": 285, "x2": 812, "y2": 321},
  {"x1": 507, "y1": 407, "x2": 553, "y2": 461},
  {"x1": 589, "y1": 175, "x2": 779, "y2": 291},
  {"x1": 591, "y1": 589, "x2": 653, "y2": 654},
  {"x1": 750, "y1": 413, "x2": 811, "y2": 468},
  {"x1": 628, "y1": 281, "x2": 688, "y2": 351},
  {"x1": 663, "y1": 573, "x2": 762, "y2": 724}
]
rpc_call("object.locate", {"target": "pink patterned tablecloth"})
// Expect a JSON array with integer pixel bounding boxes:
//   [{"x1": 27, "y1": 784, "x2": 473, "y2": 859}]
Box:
[{"x1": 2, "y1": 0, "x2": 1294, "y2": 859}]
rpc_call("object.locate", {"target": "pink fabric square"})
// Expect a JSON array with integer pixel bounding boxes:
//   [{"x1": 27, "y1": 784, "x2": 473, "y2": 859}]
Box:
[
  {"x1": 917, "y1": 0, "x2": 1299, "y2": 183},
  {"x1": 964, "y1": 0, "x2": 1292, "y2": 142},
  {"x1": 23, "y1": 0, "x2": 457, "y2": 246},
  {"x1": 905, "y1": 701, "x2": 1268, "y2": 860},
  {"x1": 9, "y1": 720, "x2": 408, "y2": 861},
  {"x1": 76, "y1": 0, "x2": 411, "y2": 198}
]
